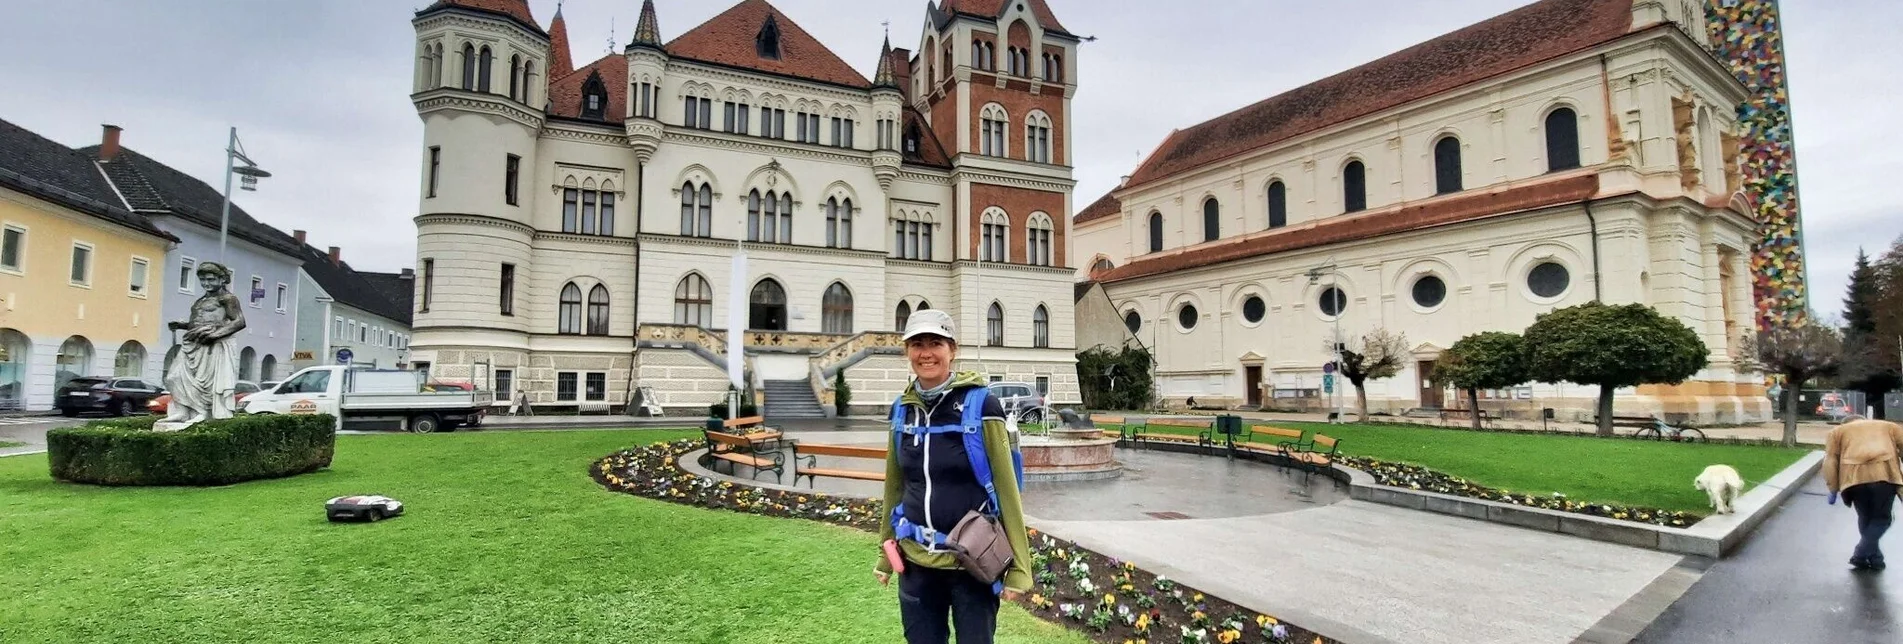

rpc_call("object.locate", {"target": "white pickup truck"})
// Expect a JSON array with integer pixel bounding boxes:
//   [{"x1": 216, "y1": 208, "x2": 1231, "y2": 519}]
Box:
[{"x1": 239, "y1": 365, "x2": 494, "y2": 433}]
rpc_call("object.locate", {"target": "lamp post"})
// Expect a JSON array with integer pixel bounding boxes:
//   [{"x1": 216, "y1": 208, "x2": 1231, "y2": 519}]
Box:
[
  {"x1": 1307, "y1": 262, "x2": 1346, "y2": 424},
  {"x1": 218, "y1": 127, "x2": 271, "y2": 260}
]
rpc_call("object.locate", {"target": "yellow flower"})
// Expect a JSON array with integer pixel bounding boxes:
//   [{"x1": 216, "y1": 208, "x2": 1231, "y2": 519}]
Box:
[
  {"x1": 1192, "y1": 592, "x2": 1204, "y2": 602},
  {"x1": 1218, "y1": 629, "x2": 1241, "y2": 643}
]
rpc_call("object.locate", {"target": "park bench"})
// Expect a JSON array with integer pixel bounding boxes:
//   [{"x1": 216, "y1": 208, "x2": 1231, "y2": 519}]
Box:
[
  {"x1": 1090, "y1": 414, "x2": 1131, "y2": 442},
  {"x1": 1439, "y1": 408, "x2": 1498, "y2": 428},
  {"x1": 720, "y1": 416, "x2": 785, "y2": 450},
  {"x1": 793, "y1": 443, "x2": 887, "y2": 487},
  {"x1": 1132, "y1": 417, "x2": 1216, "y2": 451},
  {"x1": 1600, "y1": 415, "x2": 1669, "y2": 435},
  {"x1": 1233, "y1": 424, "x2": 1306, "y2": 458},
  {"x1": 703, "y1": 430, "x2": 785, "y2": 482},
  {"x1": 1286, "y1": 434, "x2": 1341, "y2": 471}
]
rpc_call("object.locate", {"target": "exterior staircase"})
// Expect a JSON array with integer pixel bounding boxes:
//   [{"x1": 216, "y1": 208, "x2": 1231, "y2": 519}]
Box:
[{"x1": 763, "y1": 379, "x2": 827, "y2": 419}]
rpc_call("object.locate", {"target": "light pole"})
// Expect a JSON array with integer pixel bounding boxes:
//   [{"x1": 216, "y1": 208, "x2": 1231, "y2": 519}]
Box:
[
  {"x1": 1308, "y1": 262, "x2": 1345, "y2": 424},
  {"x1": 218, "y1": 126, "x2": 272, "y2": 260}
]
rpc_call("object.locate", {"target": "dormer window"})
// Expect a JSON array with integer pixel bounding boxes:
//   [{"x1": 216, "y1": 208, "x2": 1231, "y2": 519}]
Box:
[
  {"x1": 580, "y1": 72, "x2": 607, "y2": 120},
  {"x1": 756, "y1": 15, "x2": 782, "y2": 60},
  {"x1": 904, "y1": 123, "x2": 921, "y2": 155}
]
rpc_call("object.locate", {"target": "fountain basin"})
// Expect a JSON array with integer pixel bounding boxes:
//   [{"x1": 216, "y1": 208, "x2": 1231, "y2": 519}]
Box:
[{"x1": 1019, "y1": 434, "x2": 1122, "y2": 482}]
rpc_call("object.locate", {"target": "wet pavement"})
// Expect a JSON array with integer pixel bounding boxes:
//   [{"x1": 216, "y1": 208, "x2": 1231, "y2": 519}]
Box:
[
  {"x1": 1635, "y1": 474, "x2": 1902, "y2": 644},
  {"x1": 1022, "y1": 448, "x2": 1347, "y2": 521}
]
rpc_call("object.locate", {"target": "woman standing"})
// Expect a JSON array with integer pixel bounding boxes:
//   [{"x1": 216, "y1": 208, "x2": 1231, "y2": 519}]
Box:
[{"x1": 875, "y1": 309, "x2": 1031, "y2": 644}]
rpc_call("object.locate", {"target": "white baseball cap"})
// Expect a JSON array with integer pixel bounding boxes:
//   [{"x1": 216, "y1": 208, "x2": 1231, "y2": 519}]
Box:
[{"x1": 902, "y1": 309, "x2": 957, "y2": 343}]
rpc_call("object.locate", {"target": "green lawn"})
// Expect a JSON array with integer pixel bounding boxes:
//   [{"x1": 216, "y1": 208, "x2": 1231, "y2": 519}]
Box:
[
  {"x1": 0, "y1": 430, "x2": 1083, "y2": 644},
  {"x1": 0, "y1": 440, "x2": 23, "y2": 449},
  {"x1": 1118, "y1": 420, "x2": 1809, "y2": 514}
]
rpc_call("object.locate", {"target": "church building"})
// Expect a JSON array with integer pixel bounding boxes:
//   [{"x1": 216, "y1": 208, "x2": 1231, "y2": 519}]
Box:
[{"x1": 407, "y1": 0, "x2": 1082, "y2": 414}]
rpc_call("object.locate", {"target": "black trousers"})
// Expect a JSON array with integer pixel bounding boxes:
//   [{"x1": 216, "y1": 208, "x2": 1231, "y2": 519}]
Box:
[
  {"x1": 898, "y1": 565, "x2": 998, "y2": 644},
  {"x1": 1844, "y1": 481, "x2": 1899, "y2": 562}
]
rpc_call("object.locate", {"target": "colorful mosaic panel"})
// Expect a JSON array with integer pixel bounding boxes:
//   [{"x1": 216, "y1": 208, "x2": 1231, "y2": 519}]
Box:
[{"x1": 1706, "y1": 0, "x2": 1806, "y2": 330}]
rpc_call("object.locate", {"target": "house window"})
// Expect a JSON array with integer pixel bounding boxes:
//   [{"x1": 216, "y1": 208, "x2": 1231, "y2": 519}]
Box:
[
  {"x1": 460, "y1": 44, "x2": 476, "y2": 89},
  {"x1": 680, "y1": 182, "x2": 712, "y2": 237},
  {"x1": 359, "y1": 324, "x2": 367, "y2": 342},
  {"x1": 760, "y1": 106, "x2": 786, "y2": 139},
  {"x1": 895, "y1": 301, "x2": 912, "y2": 332},
  {"x1": 1033, "y1": 305, "x2": 1049, "y2": 348},
  {"x1": 826, "y1": 197, "x2": 853, "y2": 248},
  {"x1": 581, "y1": 74, "x2": 607, "y2": 119},
  {"x1": 986, "y1": 302, "x2": 1004, "y2": 346},
  {"x1": 249, "y1": 276, "x2": 262, "y2": 307},
  {"x1": 1036, "y1": 376, "x2": 1050, "y2": 396},
  {"x1": 830, "y1": 117, "x2": 855, "y2": 148},
  {"x1": 1124, "y1": 310, "x2": 1141, "y2": 334},
  {"x1": 581, "y1": 191, "x2": 597, "y2": 234},
  {"x1": 979, "y1": 105, "x2": 1007, "y2": 157},
  {"x1": 556, "y1": 372, "x2": 578, "y2": 401},
  {"x1": 1177, "y1": 304, "x2": 1199, "y2": 331},
  {"x1": 1546, "y1": 107, "x2": 1581, "y2": 172},
  {"x1": 795, "y1": 112, "x2": 821, "y2": 144},
  {"x1": 427, "y1": 146, "x2": 441, "y2": 198},
  {"x1": 892, "y1": 215, "x2": 934, "y2": 261},
  {"x1": 724, "y1": 101, "x2": 752, "y2": 134},
  {"x1": 334, "y1": 317, "x2": 344, "y2": 337},
  {"x1": 476, "y1": 46, "x2": 493, "y2": 92},
  {"x1": 508, "y1": 54, "x2": 520, "y2": 101},
  {"x1": 587, "y1": 285, "x2": 610, "y2": 335},
  {"x1": 1343, "y1": 160, "x2": 1367, "y2": 213},
  {"x1": 504, "y1": 154, "x2": 520, "y2": 205},
  {"x1": 1433, "y1": 136, "x2": 1462, "y2": 194},
  {"x1": 495, "y1": 369, "x2": 513, "y2": 401},
  {"x1": 1147, "y1": 212, "x2": 1163, "y2": 253},
  {"x1": 683, "y1": 96, "x2": 712, "y2": 129},
  {"x1": 1412, "y1": 275, "x2": 1447, "y2": 308},
  {"x1": 69, "y1": 242, "x2": 92, "y2": 286},
  {"x1": 749, "y1": 279, "x2": 788, "y2": 331},
  {"x1": 420, "y1": 258, "x2": 434, "y2": 312},
  {"x1": 756, "y1": 15, "x2": 782, "y2": 59},
  {"x1": 1242, "y1": 296, "x2": 1266, "y2": 323},
  {"x1": 177, "y1": 257, "x2": 195, "y2": 292},
  {"x1": 1527, "y1": 262, "x2": 1571, "y2": 299},
  {"x1": 128, "y1": 257, "x2": 148, "y2": 295},
  {"x1": 558, "y1": 282, "x2": 583, "y2": 334},
  {"x1": 1202, "y1": 198, "x2": 1220, "y2": 241},
  {"x1": 746, "y1": 190, "x2": 793, "y2": 244},
  {"x1": 674, "y1": 273, "x2": 713, "y2": 326},
  {"x1": 1025, "y1": 112, "x2": 1053, "y2": 163},
  {"x1": 585, "y1": 372, "x2": 607, "y2": 401},
  {"x1": 563, "y1": 188, "x2": 579, "y2": 232},
  {"x1": 1318, "y1": 287, "x2": 1347, "y2": 318},
  {"x1": 1026, "y1": 214, "x2": 1053, "y2": 266},
  {"x1": 1267, "y1": 181, "x2": 1287, "y2": 229},
  {"x1": 979, "y1": 211, "x2": 1008, "y2": 263},
  {"x1": 1, "y1": 225, "x2": 24, "y2": 273},
  {"x1": 275, "y1": 283, "x2": 287, "y2": 311},
  {"x1": 499, "y1": 263, "x2": 515, "y2": 316},
  {"x1": 972, "y1": 40, "x2": 993, "y2": 71}
]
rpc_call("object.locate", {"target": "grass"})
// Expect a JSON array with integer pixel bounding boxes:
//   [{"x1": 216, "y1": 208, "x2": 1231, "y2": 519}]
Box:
[
  {"x1": 0, "y1": 429, "x2": 1084, "y2": 644},
  {"x1": 0, "y1": 441, "x2": 23, "y2": 449},
  {"x1": 1116, "y1": 420, "x2": 1809, "y2": 514}
]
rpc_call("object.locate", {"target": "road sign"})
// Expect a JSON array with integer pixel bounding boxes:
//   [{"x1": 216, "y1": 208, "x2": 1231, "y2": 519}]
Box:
[
  {"x1": 1322, "y1": 374, "x2": 1334, "y2": 394},
  {"x1": 335, "y1": 348, "x2": 354, "y2": 365},
  {"x1": 1322, "y1": 361, "x2": 1337, "y2": 375}
]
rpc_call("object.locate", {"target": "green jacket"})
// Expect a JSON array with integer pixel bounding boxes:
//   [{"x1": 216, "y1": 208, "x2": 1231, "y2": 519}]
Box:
[{"x1": 874, "y1": 371, "x2": 1033, "y2": 593}]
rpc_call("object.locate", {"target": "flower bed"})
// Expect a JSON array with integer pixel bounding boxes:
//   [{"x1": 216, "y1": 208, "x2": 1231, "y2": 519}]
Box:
[
  {"x1": 592, "y1": 440, "x2": 1337, "y2": 644},
  {"x1": 1337, "y1": 455, "x2": 1699, "y2": 527}
]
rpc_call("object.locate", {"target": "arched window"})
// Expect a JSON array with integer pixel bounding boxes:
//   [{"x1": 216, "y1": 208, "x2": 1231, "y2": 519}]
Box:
[
  {"x1": 580, "y1": 72, "x2": 607, "y2": 120},
  {"x1": 587, "y1": 285, "x2": 610, "y2": 335},
  {"x1": 749, "y1": 279, "x2": 788, "y2": 330},
  {"x1": 239, "y1": 346, "x2": 257, "y2": 382},
  {"x1": 461, "y1": 43, "x2": 477, "y2": 89},
  {"x1": 1545, "y1": 107, "x2": 1580, "y2": 172},
  {"x1": 1032, "y1": 305, "x2": 1050, "y2": 348},
  {"x1": 1434, "y1": 136, "x2": 1463, "y2": 194},
  {"x1": 895, "y1": 301, "x2": 912, "y2": 332},
  {"x1": 260, "y1": 354, "x2": 277, "y2": 382},
  {"x1": 979, "y1": 104, "x2": 1008, "y2": 157},
  {"x1": 827, "y1": 197, "x2": 853, "y2": 248},
  {"x1": 508, "y1": 54, "x2": 521, "y2": 101},
  {"x1": 558, "y1": 282, "x2": 583, "y2": 334},
  {"x1": 674, "y1": 273, "x2": 714, "y2": 326},
  {"x1": 1091, "y1": 258, "x2": 1114, "y2": 273},
  {"x1": 1, "y1": 328, "x2": 30, "y2": 409},
  {"x1": 822, "y1": 282, "x2": 854, "y2": 334},
  {"x1": 986, "y1": 302, "x2": 1004, "y2": 347},
  {"x1": 522, "y1": 60, "x2": 536, "y2": 103},
  {"x1": 980, "y1": 210, "x2": 1009, "y2": 263},
  {"x1": 1024, "y1": 112, "x2": 1053, "y2": 163},
  {"x1": 1343, "y1": 160, "x2": 1367, "y2": 213},
  {"x1": 114, "y1": 341, "x2": 146, "y2": 377},
  {"x1": 477, "y1": 46, "x2": 493, "y2": 93},
  {"x1": 54, "y1": 335, "x2": 93, "y2": 391},
  {"x1": 1147, "y1": 212, "x2": 1163, "y2": 252},
  {"x1": 1026, "y1": 213, "x2": 1054, "y2": 266},
  {"x1": 1202, "y1": 198, "x2": 1220, "y2": 242},
  {"x1": 681, "y1": 182, "x2": 712, "y2": 237},
  {"x1": 1267, "y1": 180, "x2": 1287, "y2": 229}
]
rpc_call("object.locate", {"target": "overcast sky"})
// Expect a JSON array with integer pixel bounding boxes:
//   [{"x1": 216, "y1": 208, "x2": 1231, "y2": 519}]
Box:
[{"x1": 2, "y1": 0, "x2": 1894, "y2": 319}]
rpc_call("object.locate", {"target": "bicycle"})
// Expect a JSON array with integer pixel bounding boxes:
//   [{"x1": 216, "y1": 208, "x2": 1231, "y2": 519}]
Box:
[{"x1": 1633, "y1": 420, "x2": 1705, "y2": 443}]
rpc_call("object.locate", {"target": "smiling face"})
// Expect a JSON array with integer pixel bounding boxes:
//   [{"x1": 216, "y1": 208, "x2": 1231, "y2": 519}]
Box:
[
  {"x1": 198, "y1": 272, "x2": 227, "y2": 293},
  {"x1": 906, "y1": 334, "x2": 956, "y2": 388}
]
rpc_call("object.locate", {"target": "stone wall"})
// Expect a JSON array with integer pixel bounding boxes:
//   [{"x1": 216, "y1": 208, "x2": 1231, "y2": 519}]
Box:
[{"x1": 636, "y1": 347, "x2": 730, "y2": 414}]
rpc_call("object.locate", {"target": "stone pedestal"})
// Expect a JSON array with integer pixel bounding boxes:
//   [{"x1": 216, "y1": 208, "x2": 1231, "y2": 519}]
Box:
[{"x1": 153, "y1": 421, "x2": 196, "y2": 433}]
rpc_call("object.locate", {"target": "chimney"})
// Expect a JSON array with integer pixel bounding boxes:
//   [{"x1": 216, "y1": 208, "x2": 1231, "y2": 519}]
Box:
[
  {"x1": 99, "y1": 125, "x2": 123, "y2": 162},
  {"x1": 293, "y1": 230, "x2": 307, "y2": 245},
  {"x1": 400, "y1": 268, "x2": 415, "y2": 279},
  {"x1": 327, "y1": 246, "x2": 341, "y2": 266}
]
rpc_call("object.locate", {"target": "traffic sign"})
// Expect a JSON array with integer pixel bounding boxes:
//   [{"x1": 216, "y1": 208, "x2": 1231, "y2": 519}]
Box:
[
  {"x1": 335, "y1": 348, "x2": 354, "y2": 364},
  {"x1": 1322, "y1": 361, "x2": 1337, "y2": 375},
  {"x1": 1322, "y1": 374, "x2": 1334, "y2": 394}
]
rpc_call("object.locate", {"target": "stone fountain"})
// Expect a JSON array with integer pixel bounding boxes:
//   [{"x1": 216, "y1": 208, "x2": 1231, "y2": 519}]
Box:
[{"x1": 1015, "y1": 410, "x2": 1122, "y2": 482}]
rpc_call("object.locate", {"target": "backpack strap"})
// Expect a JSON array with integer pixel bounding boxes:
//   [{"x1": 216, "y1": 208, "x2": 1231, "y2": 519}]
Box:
[{"x1": 957, "y1": 387, "x2": 1001, "y2": 516}]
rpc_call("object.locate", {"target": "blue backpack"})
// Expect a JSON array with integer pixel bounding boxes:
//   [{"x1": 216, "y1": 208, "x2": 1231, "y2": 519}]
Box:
[{"x1": 887, "y1": 386, "x2": 1024, "y2": 593}]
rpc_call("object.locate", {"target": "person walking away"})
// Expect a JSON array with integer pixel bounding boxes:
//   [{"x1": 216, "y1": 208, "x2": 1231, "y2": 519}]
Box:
[
  {"x1": 1824, "y1": 419, "x2": 1903, "y2": 570},
  {"x1": 874, "y1": 309, "x2": 1031, "y2": 644}
]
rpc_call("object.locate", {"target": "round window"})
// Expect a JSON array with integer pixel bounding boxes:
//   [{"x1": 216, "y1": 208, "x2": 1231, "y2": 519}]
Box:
[
  {"x1": 1527, "y1": 262, "x2": 1571, "y2": 298},
  {"x1": 1123, "y1": 310, "x2": 1141, "y2": 334},
  {"x1": 1411, "y1": 275, "x2": 1447, "y2": 308},
  {"x1": 1177, "y1": 304, "x2": 1199, "y2": 330},
  {"x1": 1242, "y1": 296, "x2": 1266, "y2": 324},
  {"x1": 1317, "y1": 287, "x2": 1347, "y2": 318}
]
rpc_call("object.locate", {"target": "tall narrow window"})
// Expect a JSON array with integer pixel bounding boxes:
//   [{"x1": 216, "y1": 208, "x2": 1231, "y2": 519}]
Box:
[
  {"x1": 674, "y1": 273, "x2": 713, "y2": 326},
  {"x1": 1343, "y1": 160, "x2": 1367, "y2": 213},
  {"x1": 558, "y1": 282, "x2": 583, "y2": 334},
  {"x1": 599, "y1": 192, "x2": 615, "y2": 236},
  {"x1": 826, "y1": 197, "x2": 852, "y2": 248},
  {"x1": 1025, "y1": 112, "x2": 1052, "y2": 163},
  {"x1": 477, "y1": 46, "x2": 493, "y2": 92},
  {"x1": 747, "y1": 190, "x2": 761, "y2": 241},
  {"x1": 1267, "y1": 181, "x2": 1287, "y2": 229},
  {"x1": 986, "y1": 303, "x2": 1004, "y2": 347},
  {"x1": 1033, "y1": 305, "x2": 1050, "y2": 348},
  {"x1": 1202, "y1": 198, "x2": 1220, "y2": 242},
  {"x1": 1, "y1": 225, "x2": 23, "y2": 273},
  {"x1": 756, "y1": 15, "x2": 782, "y2": 59},
  {"x1": 1433, "y1": 136, "x2": 1463, "y2": 194},
  {"x1": 461, "y1": 44, "x2": 476, "y2": 89},
  {"x1": 777, "y1": 193, "x2": 792, "y2": 244},
  {"x1": 275, "y1": 284, "x2": 287, "y2": 311},
  {"x1": 563, "y1": 188, "x2": 580, "y2": 232},
  {"x1": 420, "y1": 258, "x2": 434, "y2": 312},
  {"x1": 581, "y1": 190, "x2": 598, "y2": 234},
  {"x1": 499, "y1": 263, "x2": 515, "y2": 316},
  {"x1": 1148, "y1": 212, "x2": 1163, "y2": 252},
  {"x1": 681, "y1": 182, "x2": 712, "y2": 237},
  {"x1": 587, "y1": 285, "x2": 610, "y2": 335},
  {"x1": 427, "y1": 147, "x2": 441, "y2": 198},
  {"x1": 1545, "y1": 107, "x2": 1581, "y2": 172},
  {"x1": 822, "y1": 282, "x2": 854, "y2": 334},
  {"x1": 69, "y1": 243, "x2": 92, "y2": 286},
  {"x1": 508, "y1": 54, "x2": 520, "y2": 100},
  {"x1": 895, "y1": 301, "x2": 912, "y2": 331},
  {"x1": 698, "y1": 184, "x2": 713, "y2": 237},
  {"x1": 128, "y1": 257, "x2": 148, "y2": 295},
  {"x1": 504, "y1": 154, "x2": 520, "y2": 205},
  {"x1": 1026, "y1": 214, "x2": 1053, "y2": 266}
]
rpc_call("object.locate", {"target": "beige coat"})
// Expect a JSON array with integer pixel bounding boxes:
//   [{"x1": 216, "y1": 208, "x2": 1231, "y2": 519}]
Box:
[{"x1": 1823, "y1": 419, "x2": 1903, "y2": 493}]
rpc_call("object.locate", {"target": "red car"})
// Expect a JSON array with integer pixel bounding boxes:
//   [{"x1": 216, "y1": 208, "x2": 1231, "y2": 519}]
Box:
[{"x1": 147, "y1": 381, "x2": 262, "y2": 415}]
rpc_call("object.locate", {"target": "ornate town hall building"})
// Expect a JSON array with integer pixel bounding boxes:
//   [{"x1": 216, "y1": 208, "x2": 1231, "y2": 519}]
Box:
[{"x1": 408, "y1": 0, "x2": 1081, "y2": 414}]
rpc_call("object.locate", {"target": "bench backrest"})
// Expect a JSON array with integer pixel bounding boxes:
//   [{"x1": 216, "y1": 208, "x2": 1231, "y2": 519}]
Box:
[
  {"x1": 705, "y1": 431, "x2": 752, "y2": 447},
  {"x1": 1311, "y1": 434, "x2": 1338, "y2": 449},
  {"x1": 1249, "y1": 425, "x2": 1304, "y2": 441},
  {"x1": 1149, "y1": 418, "x2": 1212, "y2": 429},
  {"x1": 723, "y1": 415, "x2": 766, "y2": 430},
  {"x1": 1092, "y1": 415, "x2": 1126, "y2": 425},
  {"x1": 796, "y1": 443, "x2": 886, "y2": 459}
]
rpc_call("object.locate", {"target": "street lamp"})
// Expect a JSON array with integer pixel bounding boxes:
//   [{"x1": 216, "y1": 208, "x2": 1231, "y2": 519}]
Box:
[
  {"x1": 219, "y1": 126, "x2": 271, "y2": 260},
  {"x1": 1307, "y1": 262, "x2": 1346, "y2": 424}
]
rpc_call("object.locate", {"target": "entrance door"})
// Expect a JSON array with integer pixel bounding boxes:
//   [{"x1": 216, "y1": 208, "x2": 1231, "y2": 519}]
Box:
[
  {"x1": 748, "y1": 279, "x2": 787, "y2": 331},
  {"x1": 1417, "y1": 360, "x2": 1444, "y2": 409},
  {"x1": 1244, "y1": 366, "x2": 1263, "y2": 408}
]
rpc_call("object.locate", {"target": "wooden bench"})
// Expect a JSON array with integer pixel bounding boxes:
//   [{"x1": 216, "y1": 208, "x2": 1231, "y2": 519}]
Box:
[
  {"x1": 704, "y1": 430, "x2": 785, "y2": 482},
  {"x1": 1286, "y1": 434, "x2": 1341, "y2": 470},
  {"x1": 1599, "y1": 415, "x2": 1666, "y2": 434},
  {"x1": 793, "y1": 443, "x2": 887, "y2": 487},
  {"x1": 1439, "y1": 408, "x2": 1498, "y2": 427},
  {"x1": 1090, "y1": 415, "x2": 1131, "y2": 442},
  {"x1": 1132, "y1": 418, "x2": 1216, "y2": 450},
  {"x1": 721, "y1": 416, "x2": 785, "y2": 450},
  {"x1": 1233, "y1": 425, "x2": 1305, "y2": 457}
]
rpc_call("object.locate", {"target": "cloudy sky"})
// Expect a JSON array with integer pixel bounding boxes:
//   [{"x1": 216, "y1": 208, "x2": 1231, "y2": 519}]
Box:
[{"x1": 2, "y1": 0, "x2": 1895, "y2": 318}]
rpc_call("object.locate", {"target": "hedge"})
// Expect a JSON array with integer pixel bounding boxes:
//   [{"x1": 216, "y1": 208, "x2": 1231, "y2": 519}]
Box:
[{"x1": 47, "y1": 414, "x2": 337, "y2": 486}]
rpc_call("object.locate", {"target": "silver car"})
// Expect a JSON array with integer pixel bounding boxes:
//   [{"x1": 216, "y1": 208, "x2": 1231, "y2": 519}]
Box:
[{"x1": 987, "y1": 381, "x2": 1048, "y2": 422}]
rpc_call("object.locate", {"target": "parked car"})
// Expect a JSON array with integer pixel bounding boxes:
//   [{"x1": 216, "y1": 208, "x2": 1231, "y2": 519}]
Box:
[
  {"x1": 987, "y1": 381, "x2": 1049, "y2": 422},
  {"x1": 56, "y1": 377, "x2": 164, "y2": 417},
  {"x1": 241, "y1": 366, "x2": 493, "y2": 433},
  {"x1": 146, "y1": 381, "x2": 262, "y2": 415}
]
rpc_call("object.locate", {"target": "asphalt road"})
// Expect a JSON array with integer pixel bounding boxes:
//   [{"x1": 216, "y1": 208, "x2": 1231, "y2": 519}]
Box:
[{"x1": 0, "y1": 415, "x2": 84, "y2": 456}]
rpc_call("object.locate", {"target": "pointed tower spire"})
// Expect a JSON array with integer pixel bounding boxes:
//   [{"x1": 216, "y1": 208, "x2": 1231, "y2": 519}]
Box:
[
  {"x1": 547, "y1": 2, "x2": 575, "y2": 78},
  {"x1": 873, "y1": 33, "x2": 898, "y2": 88},
  {"x1": 629, "y1": 0, "x2": 663, "y2": 50}
]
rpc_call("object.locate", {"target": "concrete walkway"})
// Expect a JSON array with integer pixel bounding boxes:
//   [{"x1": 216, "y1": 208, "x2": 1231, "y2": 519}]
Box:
[{"x1": 1211, "y1": 409, "x2": 1836, "y2": 445}]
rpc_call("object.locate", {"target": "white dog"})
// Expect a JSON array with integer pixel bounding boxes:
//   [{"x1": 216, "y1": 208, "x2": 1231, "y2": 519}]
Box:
[{"x1": 1694, "y1": 464, "x2": 1744, "y2": 514}]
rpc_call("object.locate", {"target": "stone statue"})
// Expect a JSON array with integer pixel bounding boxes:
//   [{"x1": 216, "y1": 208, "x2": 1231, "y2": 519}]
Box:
[{"x1": 158, "y1": 261, "x2": 246, "y2": 430}]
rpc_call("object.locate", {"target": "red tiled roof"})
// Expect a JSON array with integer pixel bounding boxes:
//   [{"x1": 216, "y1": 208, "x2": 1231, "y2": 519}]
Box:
[
  {"x1": 902, "y1": 106, "x2": 953, "y2": 168},
  {"x1": 547, "y1": 9, "x2": 574, "y2": 78},
  {"x1": 941, "y1": 0, "x2": 1070, "y2": 35},
  {"x1": 1074, "y1": 191, "x2": 1121, "y2": 224},
  {"x1": 547, "y1": 55, "x2": 629, "y2": 124},
  {"x1": 666, "y1": 0, "x2": 870, "y2": 89},
  {"x1": 1098, "y1": 173, "x2": 1601, "y2": 283},
  {"x1": 419, "y1": 0, "x2": 543, "y2": 35},
  {"x1": 1123, "y1": 0, "x2": 1633, "y2": 188}
]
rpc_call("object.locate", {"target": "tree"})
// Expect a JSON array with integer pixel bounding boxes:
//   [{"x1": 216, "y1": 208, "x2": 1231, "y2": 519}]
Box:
[
  {"x1": 1840, "y1": 249, "x2": 1899, "y2": 414},
  {"x1": 1436, "y1": 332, "x2": 1529, "y2": 430},
  {"x1": 1331, "y1": 328, "x2": 1409, "y2": 422},
  {"x1": 1077, "y1": 345, "x2": 1154, "y2": 411},
  {"x1": 833, "y1": 370, "x2": 851, "y2": 417},
  {"x1": 1524, "y1": 302, "x2": 1708, "y2": 436},
  {"x1": 1744, "y1": 319, "x2": 1844, "y2": 447}
]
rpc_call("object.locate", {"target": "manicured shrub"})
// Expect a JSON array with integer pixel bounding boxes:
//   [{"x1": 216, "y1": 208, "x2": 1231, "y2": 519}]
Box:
[{"x1": 47, "y1": 414, "x2": 336, "y2": 486}]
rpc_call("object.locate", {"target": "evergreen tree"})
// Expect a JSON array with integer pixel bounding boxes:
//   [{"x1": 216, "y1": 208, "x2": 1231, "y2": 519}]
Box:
[{"x1": 1843, "y1": 240, "x2": 1903, "y2": 416}]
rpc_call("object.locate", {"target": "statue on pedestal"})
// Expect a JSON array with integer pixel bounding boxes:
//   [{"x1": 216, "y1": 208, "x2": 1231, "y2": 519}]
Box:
[{"x1": 157, "y1": 261, "x2": 246, "y2": 430}]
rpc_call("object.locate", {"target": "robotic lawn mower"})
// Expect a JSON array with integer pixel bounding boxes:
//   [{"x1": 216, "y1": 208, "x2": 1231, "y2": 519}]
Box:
[{"x1": 325, "y1": 495, "x2": 404, "y2": 522}]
